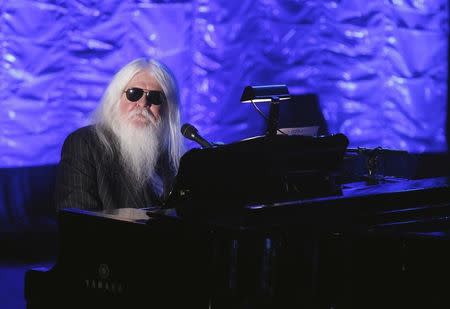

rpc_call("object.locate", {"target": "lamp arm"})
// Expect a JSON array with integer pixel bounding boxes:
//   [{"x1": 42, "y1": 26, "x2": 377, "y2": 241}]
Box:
[{"x1": 266, "y1": 101, "x2": 280, "y2": 136}]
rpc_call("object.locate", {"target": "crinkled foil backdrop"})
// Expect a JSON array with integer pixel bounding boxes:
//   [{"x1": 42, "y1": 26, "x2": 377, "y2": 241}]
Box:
[{"x1": 0, "y1": 0, "x2": 447, "y2": 167}]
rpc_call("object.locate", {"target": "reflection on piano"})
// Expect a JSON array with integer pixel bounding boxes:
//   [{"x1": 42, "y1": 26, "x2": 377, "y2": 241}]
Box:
[{"x1": 25, "y1": 134, "x2": 450, "y2": 308}]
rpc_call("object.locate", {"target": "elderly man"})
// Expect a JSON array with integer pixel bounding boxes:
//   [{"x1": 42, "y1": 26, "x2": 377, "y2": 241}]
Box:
[{"x1": 55, "y1": 58, "x2": 184, "y2": 210}]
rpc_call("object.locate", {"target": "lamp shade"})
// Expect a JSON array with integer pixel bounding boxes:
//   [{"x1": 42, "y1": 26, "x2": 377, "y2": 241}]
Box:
[{"x1": 240, "y1": 84, "x2": 291, "y2": 103}]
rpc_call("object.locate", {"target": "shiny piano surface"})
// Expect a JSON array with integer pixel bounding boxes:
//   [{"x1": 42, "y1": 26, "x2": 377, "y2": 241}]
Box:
[
  {"x1": 24, "y1": 207, "x2": 213, "y2": 308},
  {"x1": 25, "y1": 177, "x2": 450, "y2": 308}
]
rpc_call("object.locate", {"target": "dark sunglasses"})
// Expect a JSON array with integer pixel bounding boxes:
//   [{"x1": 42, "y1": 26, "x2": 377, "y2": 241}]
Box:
[{"x1": 124, "y1": 88, "x2": 166, "y2": 106}]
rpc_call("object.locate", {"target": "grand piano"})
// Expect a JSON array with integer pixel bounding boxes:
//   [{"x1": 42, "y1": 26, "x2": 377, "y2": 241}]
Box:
[{"x1": 25, "y1": 134, "x2": 450, "y2": 308}]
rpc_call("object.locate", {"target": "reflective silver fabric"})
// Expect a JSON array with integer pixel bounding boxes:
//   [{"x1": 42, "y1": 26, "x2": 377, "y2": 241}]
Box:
[{"x1": 0, "y1": 0, "x2": 447, "y2": 167}]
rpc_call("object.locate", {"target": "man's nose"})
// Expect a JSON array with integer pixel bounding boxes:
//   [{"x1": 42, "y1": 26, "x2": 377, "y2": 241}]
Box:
[{"x1": 136, "y1": 97, "x2": 147, "y2": 108}]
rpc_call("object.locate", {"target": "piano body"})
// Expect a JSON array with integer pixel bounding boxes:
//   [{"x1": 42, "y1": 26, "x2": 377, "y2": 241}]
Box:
[
  {"x1": 25, "y1": 135, "x2": 450, "y2": 308},
  {"x1": 24, "y1": 207, "x2": 215, "y2": 308}
]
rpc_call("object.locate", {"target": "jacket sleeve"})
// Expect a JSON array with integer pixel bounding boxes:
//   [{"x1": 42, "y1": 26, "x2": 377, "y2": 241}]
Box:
[{"x1": 54, "y1": 130, "x2": 102, "y2": 211}]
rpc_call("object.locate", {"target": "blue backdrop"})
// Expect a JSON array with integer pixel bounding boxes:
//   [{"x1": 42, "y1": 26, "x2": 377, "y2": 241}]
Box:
[{"x1": 0, "y1": 0, "x2": 448, "y2": 167}]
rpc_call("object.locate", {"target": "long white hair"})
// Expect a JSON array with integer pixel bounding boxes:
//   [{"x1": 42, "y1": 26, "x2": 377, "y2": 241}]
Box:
[{"x1": 92, "y1": 58, "x2": 184, "y2": 195}]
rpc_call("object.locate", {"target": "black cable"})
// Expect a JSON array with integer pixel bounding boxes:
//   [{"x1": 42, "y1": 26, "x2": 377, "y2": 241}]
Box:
[{"x1": 251, "y1": 100, "x2": 288, "y2": 135}]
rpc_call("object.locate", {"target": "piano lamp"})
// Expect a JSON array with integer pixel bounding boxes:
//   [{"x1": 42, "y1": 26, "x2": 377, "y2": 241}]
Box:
[{"x1": 240, "y1": 84, "x2": 291, "y2": 136}]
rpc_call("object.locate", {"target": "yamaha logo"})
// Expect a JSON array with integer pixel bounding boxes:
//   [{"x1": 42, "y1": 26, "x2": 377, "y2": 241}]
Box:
[
  {"x1": 85, "y1": 264, "x2": 124, "y2": 293},
  {"x1": 98, "y1": 263, "x2": 110, "y2": 280}
]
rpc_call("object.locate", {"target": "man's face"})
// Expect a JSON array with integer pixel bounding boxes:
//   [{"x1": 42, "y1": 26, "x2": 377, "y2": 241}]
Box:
[{"x1": 119, "y1": 70, "x2": 162, "y2": 128}]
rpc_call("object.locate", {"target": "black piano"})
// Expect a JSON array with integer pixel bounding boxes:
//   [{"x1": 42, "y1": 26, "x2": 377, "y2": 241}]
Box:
[{"x1": 25, "y1": 135, "x2": 450, "y2": 308}]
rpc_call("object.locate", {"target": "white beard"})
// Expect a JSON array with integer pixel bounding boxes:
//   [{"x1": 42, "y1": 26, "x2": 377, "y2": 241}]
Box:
[{"x1": 112, "y1": 108, "x2": 163, "y2": 191}]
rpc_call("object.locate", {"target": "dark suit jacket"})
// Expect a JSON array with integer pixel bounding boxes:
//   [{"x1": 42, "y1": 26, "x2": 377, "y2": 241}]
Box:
[{"x1": 55, "y1": 126, "x2": 162, "y2": 211}]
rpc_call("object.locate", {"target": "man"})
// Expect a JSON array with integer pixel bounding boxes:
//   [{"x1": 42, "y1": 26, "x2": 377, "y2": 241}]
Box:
[{"x1": 55, "y1": 58, "x2": 184, "y2": 211}]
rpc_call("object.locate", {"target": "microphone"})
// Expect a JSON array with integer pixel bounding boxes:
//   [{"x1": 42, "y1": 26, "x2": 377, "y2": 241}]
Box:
[{"x1": 181, "y1": 123, "x2": 213, "y2": 149}]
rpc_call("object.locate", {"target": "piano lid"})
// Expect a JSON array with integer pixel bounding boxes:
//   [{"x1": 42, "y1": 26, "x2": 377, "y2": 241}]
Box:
[{"x1": 167, "y1": 133, "x2": 349, "y2": 214}]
